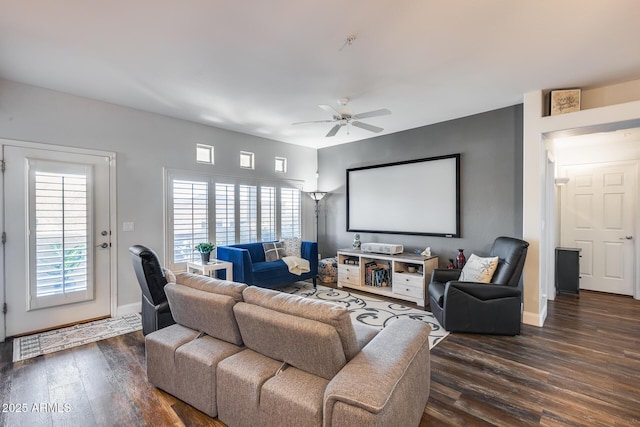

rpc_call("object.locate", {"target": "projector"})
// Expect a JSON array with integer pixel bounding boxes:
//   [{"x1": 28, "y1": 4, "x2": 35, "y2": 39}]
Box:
[{"x1": 361, "y1": 243, "x2": 404, "y2": 255}]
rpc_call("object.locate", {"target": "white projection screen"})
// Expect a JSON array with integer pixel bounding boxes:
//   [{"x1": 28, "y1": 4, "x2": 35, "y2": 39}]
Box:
[{"x1": 347, "y1": 154, "x2": 460, "y2": 237}]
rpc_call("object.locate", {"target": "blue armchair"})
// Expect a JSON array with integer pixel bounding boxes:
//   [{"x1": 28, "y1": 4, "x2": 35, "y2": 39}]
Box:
[{"x1": 216, "y1": 241, "x2": 318, "y2": 289}]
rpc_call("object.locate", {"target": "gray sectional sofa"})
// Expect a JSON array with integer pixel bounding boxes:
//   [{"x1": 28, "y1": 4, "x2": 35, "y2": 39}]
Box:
[{"x1": 145, "y1": 272, "x2": 432, "y2": 427}]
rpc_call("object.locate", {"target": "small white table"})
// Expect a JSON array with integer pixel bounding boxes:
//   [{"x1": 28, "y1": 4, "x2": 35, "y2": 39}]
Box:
[{"x1": 186, "y1": 259, "x2": 233, "y2": 281}]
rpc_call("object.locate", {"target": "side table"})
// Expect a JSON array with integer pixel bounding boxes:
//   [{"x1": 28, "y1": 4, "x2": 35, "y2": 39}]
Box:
[{"x1": 186, "y1": 259, "x2": 233, "y2": 281}]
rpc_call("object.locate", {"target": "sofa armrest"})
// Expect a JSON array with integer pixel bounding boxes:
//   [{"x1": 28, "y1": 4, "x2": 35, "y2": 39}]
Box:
[
  {"x1": 430, "y1": 268, "x2": 461, "y2": 284},
  {"x1": 443, "y1": 282, "x2": 522, "y2": 335},
  {"x1": 323, "y1": 319, "x2": 431, "y2": 427},
  {"x1": 446, "y1": 281, "x2": 521, "y2": 300},
  {"x1": 216, "y1": 246, "x2": 254, "y2": 283},
  {"x1": 301, "y1": 241, "x2": 318, "y2": 275},
  {"x1": 154, "y1": 299, "x2": 171, "y2": 314}
]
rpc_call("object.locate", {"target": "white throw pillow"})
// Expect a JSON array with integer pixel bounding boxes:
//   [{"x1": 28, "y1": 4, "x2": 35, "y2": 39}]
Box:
[
  {"x1": 162, "y1": 267, "x2": 176, "y2": 283},
  {"x1": 263, "y1": 241, "x2": 286, "y2": 262},
  {"x1": 459, "y1": 254, "x2": 499, "y2": 283},
  {"x1": 281, "y1": 237, "x2": 302, "y2": 257}
]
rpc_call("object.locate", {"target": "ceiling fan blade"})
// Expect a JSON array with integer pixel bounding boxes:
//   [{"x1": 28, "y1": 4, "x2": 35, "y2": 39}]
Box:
[
  {"x1": 325, "y1": 124, "x2": 341, "y2": 137},
  {"x1": 318, "y1": 104, "x2": 341, "y2": 116},
  {"x1": 292, "y1": 119, "x2": 335, "y2": 125},
  {"x1": 352, "y1": 121, "x2": 383, "y2": 133},
  {"x1": 352, "y1": 108, "x2": 391, "y2": 120}
]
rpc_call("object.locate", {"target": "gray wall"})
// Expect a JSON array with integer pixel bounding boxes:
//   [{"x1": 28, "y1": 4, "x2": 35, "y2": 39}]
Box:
[
  {"x1": 0, "y1": 79, "x2": 318, "y2": 309},
  {"x1": 317, "y1": 105, "x2": 523, "y2": 266}
]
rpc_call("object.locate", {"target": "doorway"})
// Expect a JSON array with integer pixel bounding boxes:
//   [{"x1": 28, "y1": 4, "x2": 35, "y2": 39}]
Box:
[
  {"x1": 2, "y1": 140, "x2": 116, "y2": 338},
  {"x1": 554, "y1": 129, "x2": 640, "y2": 298},
  {"x1": 561, "y1": 161, "x2": 637, "y2": 295}
]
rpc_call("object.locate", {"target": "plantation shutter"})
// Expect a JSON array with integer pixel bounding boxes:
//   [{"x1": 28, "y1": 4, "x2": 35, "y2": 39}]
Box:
[
  {"x1": 280, "y1": 187, "x2": 301, "y2": 238},
  {"x1": 239, "y1": 184, "x2": 257, "y2": 243},
  {"x1": 28, "y1": 160, "x2": 94, "y2": 309},
  {"x1": 172, "y1": 179, "x2": 208, "y2": 263},
  {"x1": 261, "y1": 186, "x2": 276, "y2": 241},
  {"x1": 215, "y1": 183, "x2": 235, "y2": 246}
]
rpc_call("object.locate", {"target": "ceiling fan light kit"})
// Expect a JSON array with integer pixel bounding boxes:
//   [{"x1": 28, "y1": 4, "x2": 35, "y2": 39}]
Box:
[{"x1": 293, "y1": 98, "x2": 391, "y2": 137}]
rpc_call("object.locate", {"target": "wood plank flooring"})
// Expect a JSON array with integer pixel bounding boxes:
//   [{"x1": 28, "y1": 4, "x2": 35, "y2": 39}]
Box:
[{"x1": 1, "y1": 290, "x2": 638, "y2": 426}]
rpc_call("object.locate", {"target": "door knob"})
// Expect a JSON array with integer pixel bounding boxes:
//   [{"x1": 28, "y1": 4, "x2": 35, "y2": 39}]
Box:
[{"x1": 619, "y1": 236, "x2": 633, "y2": 240}]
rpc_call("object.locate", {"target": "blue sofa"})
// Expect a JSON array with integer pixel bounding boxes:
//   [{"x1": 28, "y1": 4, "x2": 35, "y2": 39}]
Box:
[{"x1": 216, "y1": 241, "x2": 318, "y2": 289}]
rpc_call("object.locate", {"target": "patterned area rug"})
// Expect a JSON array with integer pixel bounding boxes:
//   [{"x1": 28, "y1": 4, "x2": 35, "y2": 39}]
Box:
[
  {"x1": 282, "y1": 282, "x2": 449, "y2": 349},
  {"x1": 12, "y1": 313, "x2": 142, "y2": 362}
]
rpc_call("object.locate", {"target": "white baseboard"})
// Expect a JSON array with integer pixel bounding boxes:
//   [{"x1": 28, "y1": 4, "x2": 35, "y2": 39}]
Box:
[
  {"x1": 116, "y1": 302, "x2": 141, "y2": 317},
  {"x1": 522, "y1": 303, "x2": 548, "y2": 327}
]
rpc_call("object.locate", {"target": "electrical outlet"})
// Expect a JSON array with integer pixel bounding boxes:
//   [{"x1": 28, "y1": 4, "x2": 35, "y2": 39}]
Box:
[{"x1": 123, "y1": 222, "x2": 135, "y2": 232}]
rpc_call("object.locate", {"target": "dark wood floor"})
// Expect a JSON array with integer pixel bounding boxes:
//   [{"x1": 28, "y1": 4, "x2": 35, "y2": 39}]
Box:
[{"x1": 1, "y1": 290, "x2": 639, "y2": 426}]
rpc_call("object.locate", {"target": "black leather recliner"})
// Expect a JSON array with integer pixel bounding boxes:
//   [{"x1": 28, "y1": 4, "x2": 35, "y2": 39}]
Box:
[
  {"x1": 428, "y1": 236, "x2": 529, "y2": 335},
  {"x1": 129, "y1": 245, "x2": 176, "y2": 335}
]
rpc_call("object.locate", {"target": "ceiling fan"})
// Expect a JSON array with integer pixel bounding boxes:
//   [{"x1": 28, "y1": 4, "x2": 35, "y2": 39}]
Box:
[{"x1": 293, "y1": 98, "x2": 391, "y2": 137}]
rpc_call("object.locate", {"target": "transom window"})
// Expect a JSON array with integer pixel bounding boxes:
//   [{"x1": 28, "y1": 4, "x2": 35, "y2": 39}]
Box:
[
  {"x1": 275, "y1": 156, "x2": 287, "y2": 173},
  {"x1": 196, "y1": 144, "x2": 214, "y2": 164},
  {"x1": 239, "y1": 151, "x2": 255, "y2": 169}
]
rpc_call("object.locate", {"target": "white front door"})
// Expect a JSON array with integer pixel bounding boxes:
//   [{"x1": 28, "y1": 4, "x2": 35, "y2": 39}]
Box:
[
  {"x1": 3, "y1": 144, "x2": 113, "y2": 336},
  {"x1": 562, "y1": 162, "x2": 637, "y2": 295}
]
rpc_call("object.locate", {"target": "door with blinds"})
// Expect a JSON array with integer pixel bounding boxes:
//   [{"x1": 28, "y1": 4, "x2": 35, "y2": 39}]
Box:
[{"x1": 3, "y1": 144, "x2": 113, "y2": 337}]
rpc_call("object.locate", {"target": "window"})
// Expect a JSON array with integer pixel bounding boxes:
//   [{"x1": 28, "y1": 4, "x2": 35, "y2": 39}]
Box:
[
  {"x1": 215, "y1": 183, "x2": 235, "y2": 246},
  {"x1": 280, "y1": 187, "x2": 301, "y2": 238},
  {"x1": 166, "y1": 172, "x2": 302, "y2": 270},
  {"x1": 172, "y1": 180, "x2": 208, "y2": 263},
  {"x1": 238, "y1": 184, "x2": 257, "y2": 243},
  {"x1": 275, "y1": 157, "x2": 287, "y2": 173},
  {"x1": 28, "y1": 160, "x2": 93, "y2": 309},
  {"x1": 196, "y1": 144, "x2": 214, "y2": 164},
  {"x1": 261, "y1": 186, "x2": 276, "y2": 241},
  {"x1": 240, "y1": 151, "x2": 255, "y2": 169}
]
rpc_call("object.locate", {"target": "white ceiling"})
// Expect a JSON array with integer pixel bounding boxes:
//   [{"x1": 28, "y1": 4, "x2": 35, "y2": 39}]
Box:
[{"x1": 2, "y1": 1, "x2": 640, "y2": 149}]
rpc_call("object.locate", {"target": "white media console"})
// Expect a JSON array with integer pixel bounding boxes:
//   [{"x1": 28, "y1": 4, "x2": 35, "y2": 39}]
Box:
[{"x1": 336, "y1": 248, "x2": 439, "y2": 307}]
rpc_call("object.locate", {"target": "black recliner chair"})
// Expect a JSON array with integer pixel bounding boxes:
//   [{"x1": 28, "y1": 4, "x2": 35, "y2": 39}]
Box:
[
  {"x1": 129, "y1": 245, "x2": 176, "y2": 335},
  {"x1": 428, "y1": 236, "x2": 529, "y2": 335}
]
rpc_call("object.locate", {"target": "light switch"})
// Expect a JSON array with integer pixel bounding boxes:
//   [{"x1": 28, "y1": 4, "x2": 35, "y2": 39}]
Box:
[{"x1": 123, "y1": 222, "x2": 135, "y2": 232}]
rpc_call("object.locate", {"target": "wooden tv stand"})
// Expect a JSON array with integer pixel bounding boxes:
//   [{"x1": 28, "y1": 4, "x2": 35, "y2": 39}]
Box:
[{"x1": 336, "y1": 249, "x2": 438, "y2": 307}]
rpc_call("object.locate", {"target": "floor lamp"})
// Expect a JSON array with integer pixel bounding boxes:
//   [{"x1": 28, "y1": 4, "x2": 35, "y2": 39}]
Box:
[{"x1": 307, "y1": 191, "x2": 327, "y2": 254}]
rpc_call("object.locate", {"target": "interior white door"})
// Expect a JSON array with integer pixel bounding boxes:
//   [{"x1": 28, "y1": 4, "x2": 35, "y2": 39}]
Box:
[
  {"x1": 562, "y1": 162, "x2": 636, "y2": 295},
  {"x1": 3, "y1": 144, "x2": 112, "y2": 336}
]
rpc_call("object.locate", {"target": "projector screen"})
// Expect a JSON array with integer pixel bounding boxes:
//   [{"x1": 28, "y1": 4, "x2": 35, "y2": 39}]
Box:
[{"x1": 347, "y1": 154, "x2": 460, "y2": 237}]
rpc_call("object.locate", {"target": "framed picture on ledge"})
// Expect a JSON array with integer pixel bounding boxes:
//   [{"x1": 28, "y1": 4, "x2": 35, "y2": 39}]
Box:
[{"x1": 550, "y1": 89, "x2": 581, "y2": 115}]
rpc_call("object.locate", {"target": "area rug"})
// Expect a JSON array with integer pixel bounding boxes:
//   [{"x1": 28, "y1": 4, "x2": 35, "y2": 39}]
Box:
[
  {"x1": 12, "y1": 313, "x2": 142, "y2": 362},
  {"x1": 282, "y1": 282, "x2": 449, "y2": 349}
]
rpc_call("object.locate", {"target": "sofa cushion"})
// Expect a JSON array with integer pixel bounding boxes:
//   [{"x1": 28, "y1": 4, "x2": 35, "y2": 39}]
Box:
[
  {"x1": 175, "y1": 272, "x2": 246, "y2": 302},
  {"x1": 259, "y1": 366, "x2": 328, "y2": 427},
  {"x1": 217, "y1": 350, "x2": 282, "y2": 427},
  {"x1": 174, "y1": 335, "x2": 243, "y2": 417},
  {"x1": 252, "y1": 260, "x2": 288, "y2": 275},
  {"x1": 165, "y1": 283, "x2": 243, "y2": 345},
  {"x1": 352, "y1": 322, "x2": 379, "y2": 350},
  {"x1": 145, "y1": 324, "x2": 200, "y2": 395},
  {"x1": 242, "y1": 286, "x2": 361, "y2": 360},
  {"x1": 234, "y1": 302, "x2": 346, "y2": 380}
]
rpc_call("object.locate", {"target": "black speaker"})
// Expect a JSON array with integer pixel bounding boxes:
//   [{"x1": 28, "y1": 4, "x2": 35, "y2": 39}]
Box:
[{"x1": 555, "y1": 247, "x2": 581, "y2": 296}]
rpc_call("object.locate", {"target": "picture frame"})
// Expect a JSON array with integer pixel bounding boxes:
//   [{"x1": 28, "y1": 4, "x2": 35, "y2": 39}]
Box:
[{"x1": 550, "y1": 89, "x2": 581, "y2": 115}]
